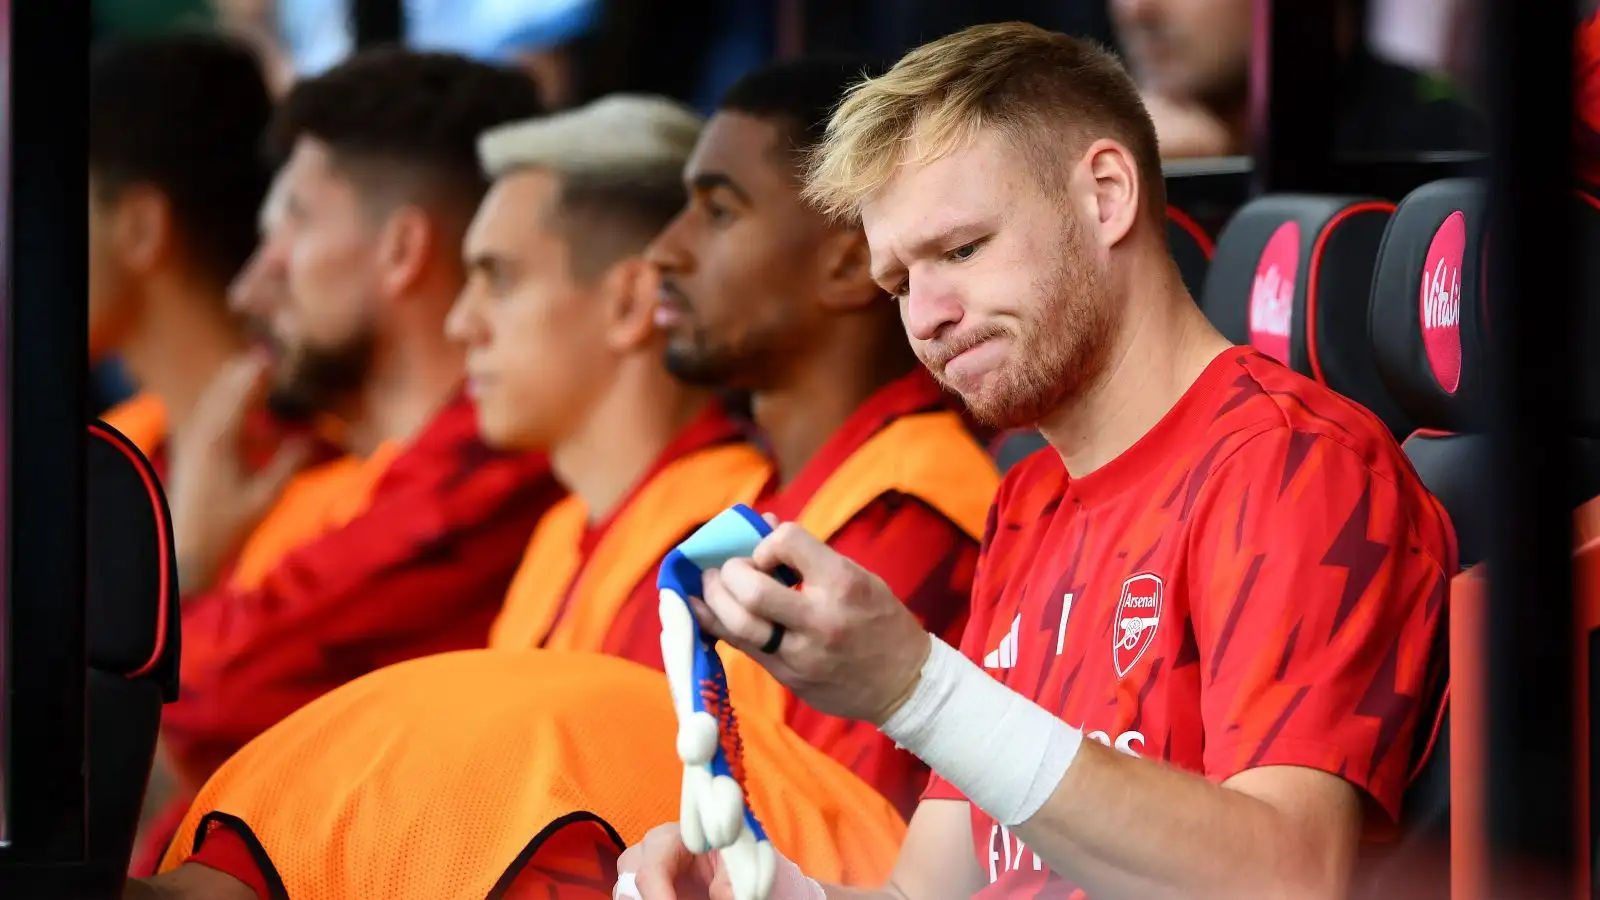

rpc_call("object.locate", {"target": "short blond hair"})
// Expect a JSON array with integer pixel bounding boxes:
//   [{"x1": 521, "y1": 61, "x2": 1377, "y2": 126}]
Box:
[
  {"x1": 476, "y1": 95, "x2": 703, "y2": 280},
  {"x1": 803, "y1": 22, "x2": 1165, "y2": 222}
]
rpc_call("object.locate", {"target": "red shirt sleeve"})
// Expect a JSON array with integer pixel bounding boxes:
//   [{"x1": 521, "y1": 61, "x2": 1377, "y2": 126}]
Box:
[
  {"x1": 785, "y1": 492, "x2": 979, "y2": 817},
  {"x1": 1188, "y1": 428, "x2": 1453, "y2": 824},
  {"x1": 185, "y1": 819, "x2": 272, "y2": 899},
  {"x1": 163, "y1": 446, "x2": 562, "y2": 786}
]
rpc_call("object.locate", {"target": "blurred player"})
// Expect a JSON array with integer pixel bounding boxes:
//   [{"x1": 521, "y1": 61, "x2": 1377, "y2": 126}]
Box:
[
  {"x1": 151, "y1": 49, "x2": 563, "y2": 850},
  {"x1": 458, "y1": 97, "x2": 770, "y2": 663},
  {"x1": 89, "y1": 34, "x2": 291, "y2": 469}
]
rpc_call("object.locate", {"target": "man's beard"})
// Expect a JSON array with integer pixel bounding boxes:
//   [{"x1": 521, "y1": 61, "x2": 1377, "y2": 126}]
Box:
[
  {"x1": 926, "y1": 242, "x2": 1116, "y2": 431},
  {"x1": 266, "y1": 332, "x2": 376, "y2": 424},
  {"x1": 663, "y1": 326, "x2": 763, "y2": 391}
]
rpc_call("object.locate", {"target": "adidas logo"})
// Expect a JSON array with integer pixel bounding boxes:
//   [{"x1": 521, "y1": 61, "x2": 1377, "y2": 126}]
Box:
[{"x1": 983, "y1": 614, "x2": 1022, "y2": 670}]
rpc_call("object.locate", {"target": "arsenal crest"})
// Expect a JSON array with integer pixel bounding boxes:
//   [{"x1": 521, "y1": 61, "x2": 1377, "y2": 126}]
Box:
[{"x1": 1113, "y1": 573, "x2": 1164, "y2": 678}]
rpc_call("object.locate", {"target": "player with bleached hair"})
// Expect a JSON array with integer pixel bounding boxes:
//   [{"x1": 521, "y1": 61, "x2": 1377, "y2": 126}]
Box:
[{"x1": 622, "y1": 22, "x2": 1453, "y2": 900}]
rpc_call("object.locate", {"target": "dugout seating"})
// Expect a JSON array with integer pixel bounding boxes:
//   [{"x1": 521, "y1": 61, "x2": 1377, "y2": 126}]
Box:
[
  {"x1": 1200, "y1": 193, "x2": 1408, "y2": 438},
  {"x1": 1370, "y1": 179, "x2": 1491, "y2": 566},
  {"x1": 1356, "y1": 178, "x2": 1487, "y2": 899},
  {"x1": 85, "y1": 421, "x2": 182, "y2": 878},
  {"x1": 1362, "y1": 179, "x2": 1600, "y2": 898}
]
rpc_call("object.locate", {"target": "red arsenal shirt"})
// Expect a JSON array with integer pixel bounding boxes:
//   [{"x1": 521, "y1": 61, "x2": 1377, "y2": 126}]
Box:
[{"x1": 923, "y1": 348, "x2": 1454, "y2": 898}]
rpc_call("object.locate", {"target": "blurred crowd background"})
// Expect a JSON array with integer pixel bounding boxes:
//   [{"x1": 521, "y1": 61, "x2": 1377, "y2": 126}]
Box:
[
  {"x1": 89, "y1": 0, "x2": 1489, "y2": 137},
  {"x1": 87, "y1": 0, "x2": 1504, "y2": 412}
]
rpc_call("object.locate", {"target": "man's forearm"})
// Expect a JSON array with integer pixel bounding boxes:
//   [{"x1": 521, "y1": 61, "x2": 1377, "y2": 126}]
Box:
[
  {"x1": 1012, "y1": 741, "x2": 1351, "y2": 899},
  {"x1": 878, "y1": 639, "x2": 1356, "y2": 899}
]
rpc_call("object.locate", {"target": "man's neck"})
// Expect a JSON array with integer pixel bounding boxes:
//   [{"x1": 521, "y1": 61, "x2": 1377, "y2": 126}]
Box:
[
  {"x1": 118, "y1": 279, "x2": 244, "y2": 434},
  {"x1": 550, "y1": 360, "x2": 713, "y2": 524},
  {"x1": 1038, "y1": 259, "x2": 1234, "y2": 478},
  {"x1": 753, "y1": 327, "x2": 917, "y2": 485},
  {"x1": 340, "y1": 317, "x2": 465, "y2": 457}
]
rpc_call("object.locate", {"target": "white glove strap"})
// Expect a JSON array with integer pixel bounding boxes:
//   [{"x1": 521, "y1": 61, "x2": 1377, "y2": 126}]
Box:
[{"x1": 880, "y1": 635, "x2": 1082, "y2": 827}]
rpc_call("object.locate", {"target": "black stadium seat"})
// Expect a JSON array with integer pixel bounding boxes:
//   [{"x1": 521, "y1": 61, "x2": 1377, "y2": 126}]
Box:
[
  {"x1": 1356, "y1": 178, "x2": 1487, "y2": 900},
  {"x1": 86, "y1": 421, "x2": 181, "y2": 875},
  {"x1": 1365, "y1": 180, "x2": 1600, "y2": 898},
  {"x1": 1199, "y1": 194, "x2": 1407, "y2": 435},
  {"x1": 1370, "y1": 178, "x2": 1491, "y2": 565}
]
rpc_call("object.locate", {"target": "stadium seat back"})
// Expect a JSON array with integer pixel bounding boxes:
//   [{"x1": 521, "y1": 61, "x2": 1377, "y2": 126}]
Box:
[
  {"x1": 86, "y1": 421, "x2": 181, "y2": 871},
  {"x1": 1371, "y1": 181, "x2": 1600, "y2": 900},
  {"x1": 1357, "y1": 179, "x2": 1493, "y2": 898},
  {"x1": 1201, "y1": 193, "x2": 1407, "y2": 435},
  {"x1": 1371, "y1": 179, "x2": 1491, "y2": 565}
]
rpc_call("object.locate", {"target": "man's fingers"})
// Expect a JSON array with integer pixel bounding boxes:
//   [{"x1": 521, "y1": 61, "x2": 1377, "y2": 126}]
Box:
[
  {"x1": 629, "y1": 827, "x2": 692, "y2": 900},
  {"x1": 706, "y1": 861, "x2": 737, "y2": 900},
  {"x1": 688, "y1": 595, "x2": 732, "y2": 642},
  {"x1": 700, "y1": 566, "x2": 781, "y2": 650},
  {"x1": 195, "y1": 353, "x2": 274, "y2": 438},
  {"x1": 751, "y1": 522, "x2": 839, "y2": 583},
  {"x1": 248, "y1": 438, "x2": 311, "y2": 507}
]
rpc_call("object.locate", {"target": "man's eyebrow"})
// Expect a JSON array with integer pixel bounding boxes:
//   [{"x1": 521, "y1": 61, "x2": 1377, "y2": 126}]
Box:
[
  {"x1": 689, "y1": 171, "x2": 751, "y2": 205},
  {"x1": 464, "y1": 251, "x2": 508, "y2": 272},
  {"x1": 869, "y1": 222, "x2": 987, "y2": 285}
]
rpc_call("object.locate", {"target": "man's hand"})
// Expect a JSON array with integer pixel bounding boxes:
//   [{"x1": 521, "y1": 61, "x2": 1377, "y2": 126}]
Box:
[
  {"x1": 619, "y1": 823, "x2": 730, "y2": 900},
  {"x1": 167, "y1": 354, "x2": 309, "y2": 594},
  {"x1": 692, "y1": 519, "x2": 931, "y2": 725}
]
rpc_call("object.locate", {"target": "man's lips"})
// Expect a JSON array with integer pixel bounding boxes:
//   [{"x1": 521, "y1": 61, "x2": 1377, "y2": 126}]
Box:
[
  {"x1": 653, "y1": 282, "x2": 691, "y2": 328},
  {"x1": 464, "y1": 369, "x2": 494, "y2": 398},
  {"x1": 932, "y1": 334, "x2": 1008, "y2": 388}
]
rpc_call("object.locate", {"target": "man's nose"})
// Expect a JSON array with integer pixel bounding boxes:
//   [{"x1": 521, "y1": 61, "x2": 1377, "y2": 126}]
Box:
[
  {"x1": 645, "y1": 215, "x2": 691, "y2": 272},
  {"x1": 229, "y1": 249, "x2": 276, "y2": 316},
  {"x1": 443, "y1": 292, "x2": 478, "y2": 345},
  {"x1": 902, "y1": 278, "x2": 966, "y2": 343}
]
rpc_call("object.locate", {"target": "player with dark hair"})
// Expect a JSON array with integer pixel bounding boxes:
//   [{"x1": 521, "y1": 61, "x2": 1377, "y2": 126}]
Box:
[
  {"x1": 89, "y1": 35, "x2": 368, "y2": 868},
  {"x1": 146, "y1": 48, "x2": 563, "y2": 868},
  {"x1": 624, "y1": 24, "x2": 1451, "y2": 899},
  {"x1": 89, "y1": 33, "x2": 273, "y2": 457},
  {"x1": 645, "y1": 57, "x2": 1000, "y2": 817}
]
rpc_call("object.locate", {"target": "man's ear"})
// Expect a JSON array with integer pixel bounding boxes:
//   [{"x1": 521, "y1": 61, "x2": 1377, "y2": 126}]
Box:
[
  {"x1": 816, "y1": 227, "x2": 882, "y2": 312},
  {"x1": 373, "y1": 204, "x2": 438, "y2": 299},
  {"x1": 1081, "y1": 138, "x2": 1141, "y2": 249},
  {"x1": 600, "y1": 255, "x2": 659, "y2": 352},
  {"x1": 109, "y1": 185, "x2": 175, "y2": 274}
]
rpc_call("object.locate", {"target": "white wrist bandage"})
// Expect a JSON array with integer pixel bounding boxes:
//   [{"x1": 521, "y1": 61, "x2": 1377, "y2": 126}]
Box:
[{"x1": 880, "y1": 635, "x2": 1082, "y2": 827}]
